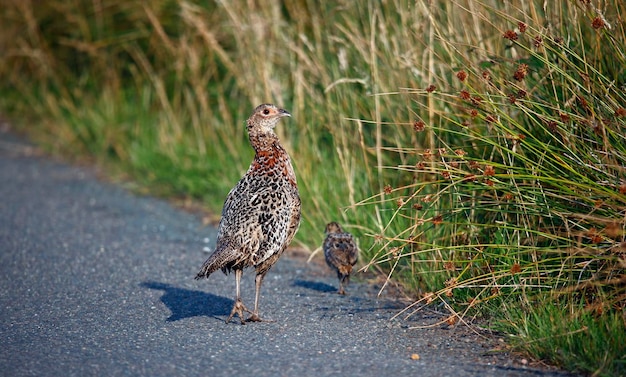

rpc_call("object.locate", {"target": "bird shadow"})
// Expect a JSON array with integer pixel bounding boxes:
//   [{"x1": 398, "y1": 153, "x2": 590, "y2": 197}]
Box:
[
  {"x1": 292, "y1": 279, "x2": 337, "y2": 293},
  {"x1": 293, "y1": 280, "x2": 406, "y2": 314},
  {"x1": 140, "y1": 281, "x2": 232, "y2": 322}
]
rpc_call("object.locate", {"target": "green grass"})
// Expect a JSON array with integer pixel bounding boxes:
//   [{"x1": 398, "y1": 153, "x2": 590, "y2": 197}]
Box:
[
  {"x1": 2, "y1": 1, "x2": 625, "y2": 375},
  {"x1": 498, "y1": 296, "x2": 626, "y2": 377}
]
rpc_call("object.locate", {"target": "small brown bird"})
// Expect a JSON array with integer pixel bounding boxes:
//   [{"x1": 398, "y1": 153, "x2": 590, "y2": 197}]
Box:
[
  {"x1": 323, "y1": 222, "x2": 358, "y2": 295},
  {"x1": 195, "y1": 104, "x2": 301, "y2": 324}
]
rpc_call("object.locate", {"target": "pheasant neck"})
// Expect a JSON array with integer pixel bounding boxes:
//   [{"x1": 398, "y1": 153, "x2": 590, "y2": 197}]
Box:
[
  {"x1": 249, "y1": 133, "x2": 298, "y2": 187},
  {"x1": 249, "y1": 131, "x2": 280, "y2": 152}
]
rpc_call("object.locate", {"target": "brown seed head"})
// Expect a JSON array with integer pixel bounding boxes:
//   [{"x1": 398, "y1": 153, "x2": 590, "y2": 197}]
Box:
[
  {"x1": 503, "y1": 30, "x2": 518, "y2": 41},
  {"x1": 413, "y1": 120, "x2": 426, "y2": 132},
  {"x1": 484, "y1": 165, "x2": 495, "y2": 176},
  {"x1": 587, "y1": 227, "x2": 603, "y2": 243},
  {"x1": 547, "y1": 120, "x2": 558, "y2": 133},
  {"x1": 513, "y1": 64, "x2": 529, "y2": 81},
  {"x1": 445, "y1": 277, "x2": 457, "y2": 287},
  {"x1": 510, "y1": 263, "x2": 522, "y2": 274},
  {"x1": 605, "y1": 222, "x2": 622, "y2": 239},
  {"x1": 508, "y1": 94, "x2": 517, "y2": 104},
  {"x1": 445, "y1": 315, "x2": 457, "y2": 325},
  {"x1": 423, "y1": 292, "x2": 435, "y2": 304},
  {"x1": 592, "y1": 17, "x2": 605, "y2": 29}
]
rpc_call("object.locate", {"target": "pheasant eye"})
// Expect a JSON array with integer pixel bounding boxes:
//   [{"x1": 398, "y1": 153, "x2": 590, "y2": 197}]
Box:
[{"x1": 262, "y1": 109, "x2": 270, "y2": 115}]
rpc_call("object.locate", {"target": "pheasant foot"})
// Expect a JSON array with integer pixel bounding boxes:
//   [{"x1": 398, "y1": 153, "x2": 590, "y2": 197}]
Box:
[
  {"x1": 246, "y1": 312, "x2": 274, "y2": 323},
  {"x1": 226, "y1": 299, "x2": 253, "y2": 325}
]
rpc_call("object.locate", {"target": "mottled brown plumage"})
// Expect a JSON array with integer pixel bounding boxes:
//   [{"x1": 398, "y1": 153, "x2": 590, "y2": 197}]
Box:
[
  {"x1": 195, "y1": 104, "x2": 301, "y2": 324},
  {"x1": 323, "y1": 222, "x2": 358, "y2": 295}
]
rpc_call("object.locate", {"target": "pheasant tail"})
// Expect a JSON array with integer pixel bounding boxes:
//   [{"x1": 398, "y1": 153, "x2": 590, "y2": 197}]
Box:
[{"x1": 195, "y1": 244, "x2": 238, "y2": 279}]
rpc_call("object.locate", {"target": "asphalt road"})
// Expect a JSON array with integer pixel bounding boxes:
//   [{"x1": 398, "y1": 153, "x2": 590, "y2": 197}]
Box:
[{"x1": 0, "y1": 130, "x2": 575, "y2": 376}]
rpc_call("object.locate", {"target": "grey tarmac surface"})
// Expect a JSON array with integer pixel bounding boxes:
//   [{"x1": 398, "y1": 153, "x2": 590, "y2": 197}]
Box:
[{"x1": 0, "y1": 130, "x2": 576, "y2": 377}]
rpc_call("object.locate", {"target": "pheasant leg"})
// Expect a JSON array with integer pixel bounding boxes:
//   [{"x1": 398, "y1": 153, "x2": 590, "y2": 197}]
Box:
[
  {"x1": 338, "y1": 275, "x2": 348, "y2": 295},
  {"x1": 247, "y1": 273, "x2": 273, "y2": 322},
  {"x1": 226, "y1": 269, "x2": 253, "y2": 324},
  {"x1": 338, "y1": 283, "x2": 346, "y2": 295}
]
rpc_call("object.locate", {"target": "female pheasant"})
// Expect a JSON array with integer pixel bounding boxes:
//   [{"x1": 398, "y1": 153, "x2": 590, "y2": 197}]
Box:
[
  {"x1": 323, "y1": 222, "x2": 358, "y2": 295},
  {"x1": 195, "y1": 104, "x2": 301, "y2": 324}
]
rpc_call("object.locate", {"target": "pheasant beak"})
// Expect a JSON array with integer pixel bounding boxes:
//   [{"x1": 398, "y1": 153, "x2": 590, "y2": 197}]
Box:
[{"x1": 278, "y1": 108, "x2": 291, "y2": 117}]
